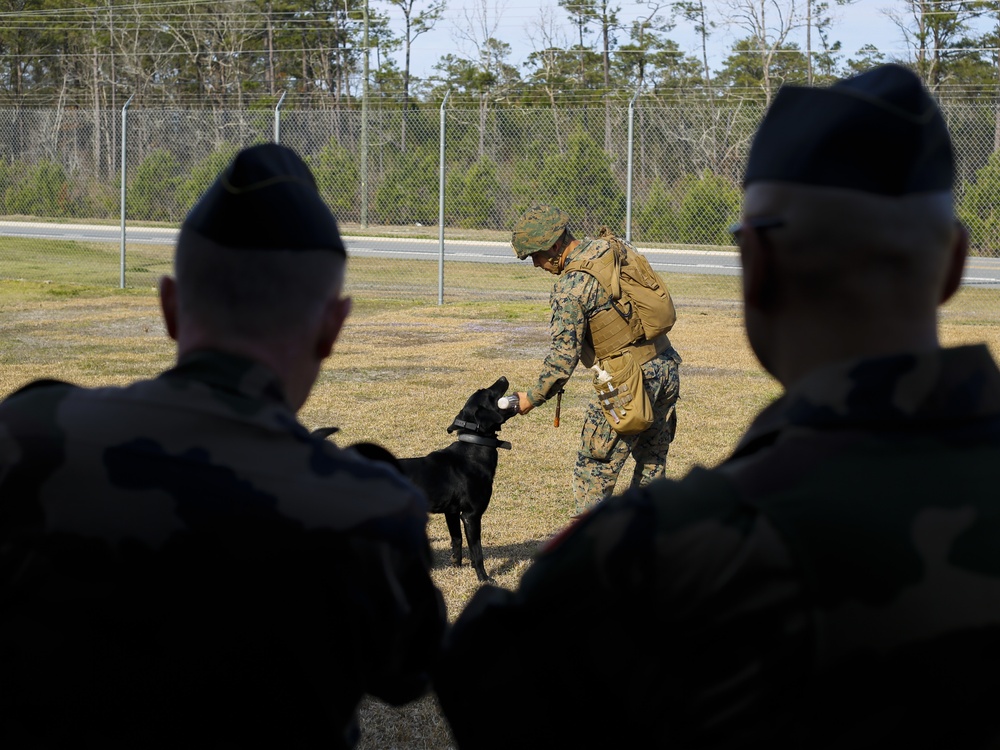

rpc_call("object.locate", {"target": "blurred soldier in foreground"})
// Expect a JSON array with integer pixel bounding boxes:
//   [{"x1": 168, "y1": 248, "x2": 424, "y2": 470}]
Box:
[
  {"x1": 0, "y1": 144, "x2": 445, "y2": 748},
  {"x1": 434, "y1": 65, "x2": 1000, "y2": 748},
  {"x1": 509, "y1": 205, "x2": 681, "y2": 514}
]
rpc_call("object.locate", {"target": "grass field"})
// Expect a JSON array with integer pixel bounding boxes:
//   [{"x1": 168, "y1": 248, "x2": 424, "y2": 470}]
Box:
[{"x1": 2, "y1": 252, "x2": 1000, "y2": 748}]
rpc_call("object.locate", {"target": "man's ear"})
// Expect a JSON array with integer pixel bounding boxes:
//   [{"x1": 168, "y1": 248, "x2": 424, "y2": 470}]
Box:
[
  {"x1": 315, "y1": 295, "x2": 352, "y2": 360},
  {"x1": 940, "y1": 222, "x2": 969, "y2": 305},
  {"x1": 159, "y1": 275, "x2": 179, "y2": 341},
  {"x1": 740, "y1": 228, "x2": 780, "y2": 314}
]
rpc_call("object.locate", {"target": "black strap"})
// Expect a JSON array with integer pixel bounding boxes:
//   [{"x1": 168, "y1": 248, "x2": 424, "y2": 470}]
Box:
[{"x1": 456, "y1": 433, "x2": 512, "y2": 450}]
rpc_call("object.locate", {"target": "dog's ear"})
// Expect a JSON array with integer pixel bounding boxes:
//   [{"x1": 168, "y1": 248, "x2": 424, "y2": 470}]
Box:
[
  {"x1": 312, "y1": 426, "x2": 340, "y2": 440},
  {"x1": 448, "y1": 389, "x2": 483, "y2": 433}
]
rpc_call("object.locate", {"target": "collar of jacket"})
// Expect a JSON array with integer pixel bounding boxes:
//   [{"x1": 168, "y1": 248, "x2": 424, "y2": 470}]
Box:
[
  {"x1": 729, "y1": 344, "x2": 1000, "y2": 460},
  {"x1": 557, "y1": 239, "x2": 580, "y2": 273},
  {"x1": 165, "y1": 349, "x2": 291, "y2": 408}
]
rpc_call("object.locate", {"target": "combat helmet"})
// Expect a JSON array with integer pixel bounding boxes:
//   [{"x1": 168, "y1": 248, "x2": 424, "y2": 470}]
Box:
[{"x1": 511, "y1": 205, "x2": 570, "y2": 260}]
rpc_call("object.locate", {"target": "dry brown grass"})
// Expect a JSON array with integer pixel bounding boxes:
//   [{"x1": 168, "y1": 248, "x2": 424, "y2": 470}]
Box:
[{"x1": 1, "y1": 275, "x2": 999, "y2": 749}]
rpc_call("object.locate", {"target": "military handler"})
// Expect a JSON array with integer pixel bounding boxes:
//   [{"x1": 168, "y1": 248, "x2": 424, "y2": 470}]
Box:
[
  {"x1": 434, "y1": 65, "x2": 1000, "y2": 748},
  {"x1": 0, "y1": 144, "x2": 446, "y2": 748},
  {"x1": 510, "y1": 205, "x2": 682, "y2": 514}
]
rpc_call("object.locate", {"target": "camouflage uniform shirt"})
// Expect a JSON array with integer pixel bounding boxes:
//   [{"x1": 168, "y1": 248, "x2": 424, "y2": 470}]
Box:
[
  {"x1": 526, "y1": 236, "x2": 608, "y2": 406},
  {"x1": 434, "y1": 344, "x2": 1000, "y2": 749},
  {"x1": 0, "y1": 350, "x2": 446, "y2": 749}
]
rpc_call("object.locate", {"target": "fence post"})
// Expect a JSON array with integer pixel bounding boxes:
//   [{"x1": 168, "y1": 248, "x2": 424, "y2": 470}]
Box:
[
  {"x1": 274, "y1": 90, "x2": 287, "y2": 143},
  {"x1": 438, "y1": 90, "x2": 450, "y2": 306},
  {"x1": 119, "y1": 94, "x2": 134, "y2": 289},
  {"x1": 625, "y1": 85, "x2": 641, "y2": 244}
]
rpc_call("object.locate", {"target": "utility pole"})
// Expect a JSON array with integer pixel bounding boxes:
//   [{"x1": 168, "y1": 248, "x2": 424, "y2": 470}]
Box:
[
  {"x1": 361, "y1": 0, "x2": 370, "y2": 228},
  {"x1": 806, "y1": 0, "x2": 813, "y2": 86}
]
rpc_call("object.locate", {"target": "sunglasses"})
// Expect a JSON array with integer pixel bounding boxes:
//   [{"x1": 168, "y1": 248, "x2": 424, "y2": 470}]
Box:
[{"x1": 728, "y1": 217, "x2": 786, "y2": 244}]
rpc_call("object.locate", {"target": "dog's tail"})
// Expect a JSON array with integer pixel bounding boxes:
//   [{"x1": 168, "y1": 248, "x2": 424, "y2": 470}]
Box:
[{"x1": 348, "y1": 442, "x2": 402, "y2": 471}]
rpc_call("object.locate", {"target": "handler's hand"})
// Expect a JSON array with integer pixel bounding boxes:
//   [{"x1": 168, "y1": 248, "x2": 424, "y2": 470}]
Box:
[{"x1": 517, "y1": 391, "x2": 535, "y2": 415}]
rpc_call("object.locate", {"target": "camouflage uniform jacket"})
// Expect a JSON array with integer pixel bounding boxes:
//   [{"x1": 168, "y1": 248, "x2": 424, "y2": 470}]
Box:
[
  {"x1": 0, "y1": 350, "x2": 446, "y2": 749},
  {"x1": 527, "y1": 236, "x2": 616, "y2": 406},
  {"x1": 434, "y1": 344, "x2": 1000, "y2": 749}
]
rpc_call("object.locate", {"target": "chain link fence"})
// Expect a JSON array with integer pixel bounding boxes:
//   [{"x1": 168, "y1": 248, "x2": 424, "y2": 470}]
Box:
[{"x1": 0, "y1": 98, "x2": 998, "y2": 323}]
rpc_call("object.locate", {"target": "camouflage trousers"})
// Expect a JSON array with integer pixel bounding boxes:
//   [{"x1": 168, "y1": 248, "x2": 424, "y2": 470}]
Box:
[{"x1": 573, "y1": 347, "x2": 681, "y2": 514}]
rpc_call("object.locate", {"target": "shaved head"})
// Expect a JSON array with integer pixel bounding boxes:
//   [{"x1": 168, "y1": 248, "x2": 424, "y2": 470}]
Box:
[{"x1": 173, "y1": 231, "x2": 346, "y2": 342}]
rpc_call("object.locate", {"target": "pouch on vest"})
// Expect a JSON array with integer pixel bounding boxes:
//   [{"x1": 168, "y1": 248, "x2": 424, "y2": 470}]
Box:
[{"x1": 592, "y1": 350, "x2": 653, "y2": 435}]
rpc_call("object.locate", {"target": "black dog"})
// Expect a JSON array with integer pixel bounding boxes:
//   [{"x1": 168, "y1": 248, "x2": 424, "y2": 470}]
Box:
[
  {"x1": 315, "y1": 376, "x2": 516, "y2": 582},
  {"x1": 399, "y1": 376, "x2": 516, "y2": 582}
]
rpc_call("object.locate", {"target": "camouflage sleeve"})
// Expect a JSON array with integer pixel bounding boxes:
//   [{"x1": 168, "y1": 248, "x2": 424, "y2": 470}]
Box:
[
  {"x1": 526, "y1": 273, "x2": 600, "y2": 406},
  {"x1": 343, "y1": 503, "x2": 447, "y2": 706},
  {"x1": 433, "y1": 488, "x2": 665, "y2": 748},
  {"x1": 432, "y1": 470, "x2": 808, "y2": 748}
]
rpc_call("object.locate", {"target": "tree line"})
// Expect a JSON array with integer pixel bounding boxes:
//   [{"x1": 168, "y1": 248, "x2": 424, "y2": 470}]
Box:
[{"x1": 3, "y1": 1, "x2": 1000, "y2": 112}]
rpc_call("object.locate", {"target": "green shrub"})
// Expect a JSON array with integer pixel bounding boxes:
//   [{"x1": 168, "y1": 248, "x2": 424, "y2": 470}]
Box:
[
  {"x1": 175, "y1": 147, "x2": 241, "y2": 214},
  {"x1": 959, "y1": 152, "x2": 1000, "y2": 257},
  {"x1": 372, "y1": 147, "x2": 439, "y2": 226},
  {"x1": 5, "y1": 160, "x2": 71, "y2": 217},
  {"x1": 674, "y1": 171, "x2": 741, "y2": 246},
  {"x1": 537, "y1": 129, "x2": 626, "y2": 233},
  {"x1": 127, "y1": 149, "x2": 182, "y2": 222},
  {"x1": 634, "y1": 177, "x2": 680, "y2": 243},
  {"x1": 510, "y1": 140, "x2": 548, "y2": 214},
  {"x1": 0, "y1": 160, "x2": 11, "y2": 213},
  {"x1": 447, "y1": 156, "x2": 502, "y2": 229},
  {"x1": 310, "y1": 140, "x2": 361, "y2": 224}
]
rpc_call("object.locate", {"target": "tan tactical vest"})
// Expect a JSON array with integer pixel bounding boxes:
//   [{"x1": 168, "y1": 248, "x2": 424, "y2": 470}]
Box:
[{"x1": 565, "y1": 231, "x2": 676, "y2": 366}]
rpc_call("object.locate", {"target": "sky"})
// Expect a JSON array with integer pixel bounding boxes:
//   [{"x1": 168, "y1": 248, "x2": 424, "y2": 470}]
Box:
[{"x1": 396, "y1": 0, "x2": 972, "y2": 82}]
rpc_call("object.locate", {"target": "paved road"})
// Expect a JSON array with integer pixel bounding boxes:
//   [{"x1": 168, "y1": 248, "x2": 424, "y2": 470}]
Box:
[
  {"x1": 0, "y1": 221, "x2": 179, "y2": 247},
  {"x1": 343, "y1": 236, "x2": 744, "y2": 277},
  {"x1": 3, "y1": 220, "x2": 1000, "y2": 287}
]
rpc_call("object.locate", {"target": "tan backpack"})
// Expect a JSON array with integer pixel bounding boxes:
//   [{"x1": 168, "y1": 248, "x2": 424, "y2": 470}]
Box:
[{"x1": 564, "y1": 227, "x2": 677, "y2": 347}]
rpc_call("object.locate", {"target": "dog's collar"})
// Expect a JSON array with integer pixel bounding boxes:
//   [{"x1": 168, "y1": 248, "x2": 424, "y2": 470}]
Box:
[
  {"x1": 456, "y1": 433, "x2": 512, "y2": 450},
  {"x1": 451, "y1": 419, "x2": 512, "y2": 450}
]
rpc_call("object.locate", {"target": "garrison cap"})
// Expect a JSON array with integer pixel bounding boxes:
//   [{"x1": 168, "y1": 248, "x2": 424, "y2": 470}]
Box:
[
  {"x1": 511, "y1": 204, "x2": 570, "y2": 260},
  {"x1": 181, "y1": 143, "x2": 346, "y2": 254},
  {"x1": 744, "y1": 64, "x2": 954, "y2": 195}
]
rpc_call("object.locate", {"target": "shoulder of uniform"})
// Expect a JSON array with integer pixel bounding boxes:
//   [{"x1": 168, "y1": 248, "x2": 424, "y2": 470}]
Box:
[
  {"x1": 553, "y1": 270, "x2": 598, "y2": 299},
  {"x1": 579, "y1": 235, "x2": 612, "y2": 252},
  {"x1": 3, "y1": 378, "x2": 75, "y2": 402}
]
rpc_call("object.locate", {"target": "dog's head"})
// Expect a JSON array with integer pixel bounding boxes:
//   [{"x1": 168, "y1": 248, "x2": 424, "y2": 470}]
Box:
[{"x1": 446, "y1": 376, "x2": 514, "y2": 437}]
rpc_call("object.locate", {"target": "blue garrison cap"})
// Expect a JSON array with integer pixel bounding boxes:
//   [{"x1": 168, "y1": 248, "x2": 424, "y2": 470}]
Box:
[
  {"x1": 744, "y1": 64, "x2": 954, "y2": 196},
  {"x1": 181, "y1": 143, "x2": 345, "y2": 254}
]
